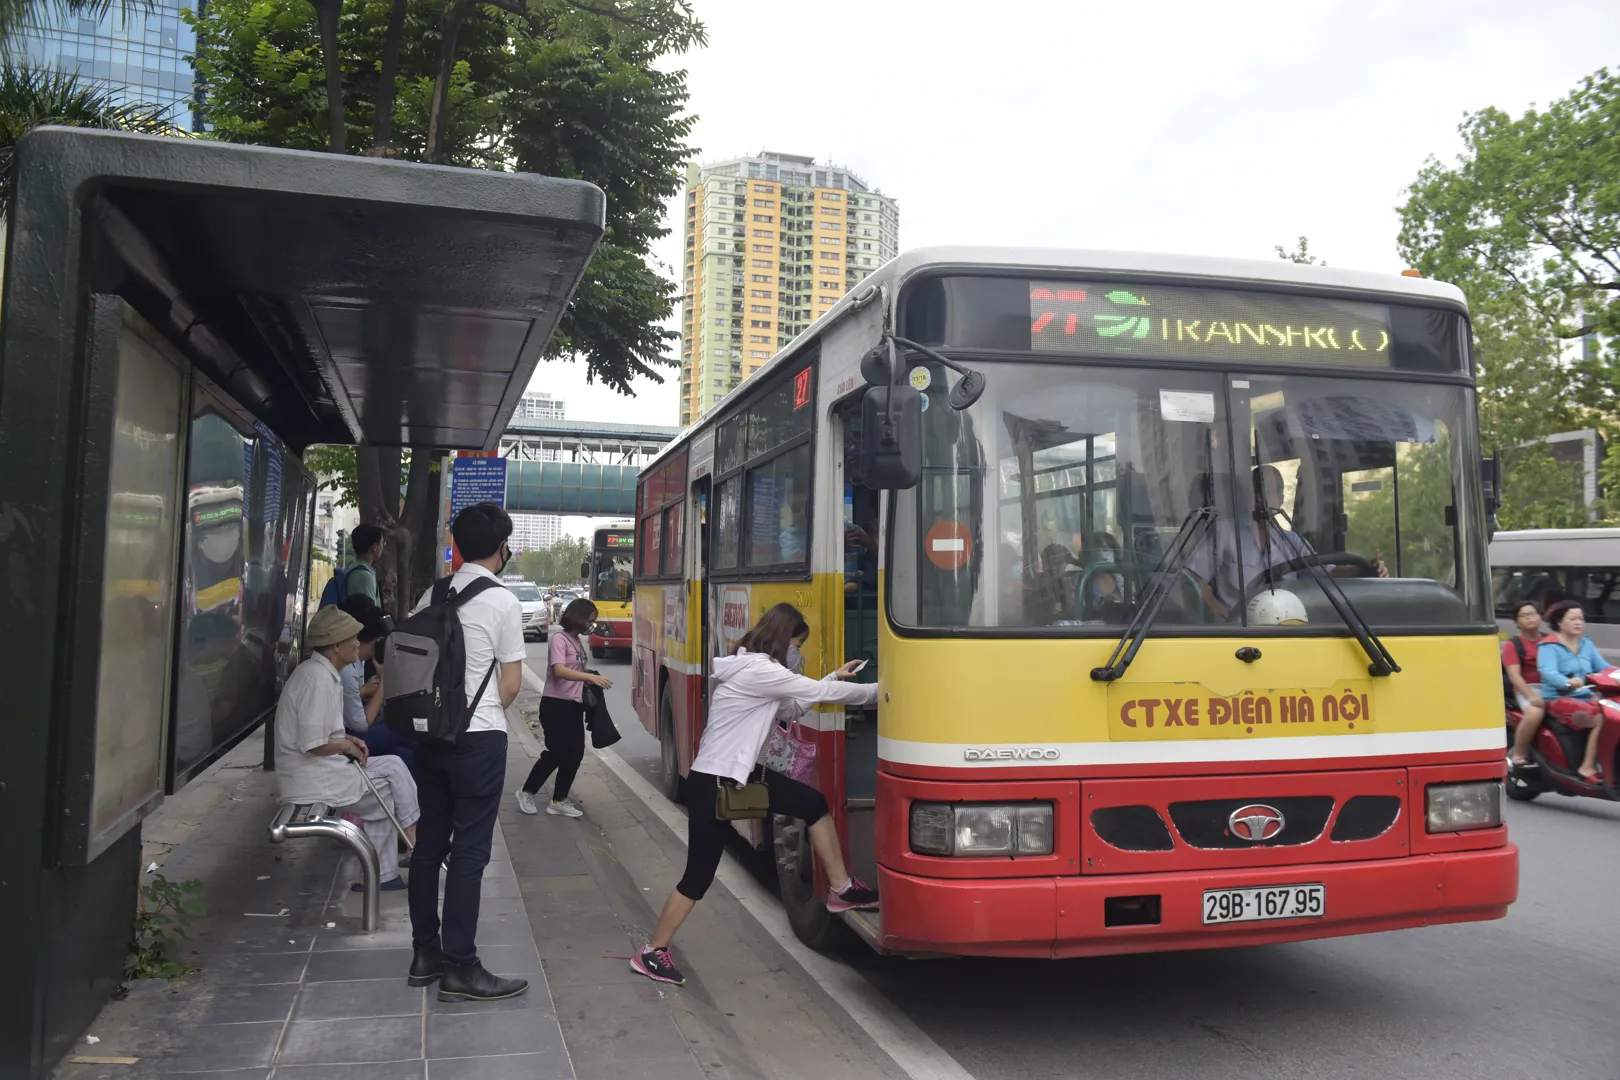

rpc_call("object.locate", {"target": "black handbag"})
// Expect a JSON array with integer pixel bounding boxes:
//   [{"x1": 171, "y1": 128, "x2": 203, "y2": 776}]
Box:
[{"x1": 582, "y1": 672, "x2": 621, "y2": 750}]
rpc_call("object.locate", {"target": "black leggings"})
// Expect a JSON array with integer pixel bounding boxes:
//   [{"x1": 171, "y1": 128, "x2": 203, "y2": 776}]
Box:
[
  {"x1": 523, "y1": 696, "x2": 587, "y2": 800},
  {"x1": 677, "y1": 769, "x2": 829, "y2": 901}
]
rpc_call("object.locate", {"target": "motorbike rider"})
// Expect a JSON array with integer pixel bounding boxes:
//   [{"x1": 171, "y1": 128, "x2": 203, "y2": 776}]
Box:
[
  {"x1": 1538, "y1": 601, "x2": 1611, "y2": 782},
  {"x1": 1504, "y1": 600, "x2": 1547, "y2": 768}
]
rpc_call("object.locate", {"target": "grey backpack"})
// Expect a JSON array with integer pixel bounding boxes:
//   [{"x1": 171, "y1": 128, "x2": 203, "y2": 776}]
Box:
[{"x1": 382, "y1": 576, "x2": 502, "y2": 742}]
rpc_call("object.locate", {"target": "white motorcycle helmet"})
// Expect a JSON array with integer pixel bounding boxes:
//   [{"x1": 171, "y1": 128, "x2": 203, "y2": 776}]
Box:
[{"x1": 1247, "y1": 588, "x2": 1308, "y2": 626}]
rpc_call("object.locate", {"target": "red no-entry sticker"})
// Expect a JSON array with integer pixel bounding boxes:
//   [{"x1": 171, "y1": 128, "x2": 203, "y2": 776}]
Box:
[{"x1": 924, "y1": 520, "x2": 971, "y2": 571}]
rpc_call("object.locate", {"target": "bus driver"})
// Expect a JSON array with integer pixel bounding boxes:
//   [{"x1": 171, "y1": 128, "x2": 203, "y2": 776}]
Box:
[{"x1": 1192, "y1": 465, "x2": 1387, "y2": 621}]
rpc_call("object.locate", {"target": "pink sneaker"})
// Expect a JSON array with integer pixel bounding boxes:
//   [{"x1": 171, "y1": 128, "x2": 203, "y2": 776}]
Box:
[{"x1": 826, "y1": 877, "x2": 880, "y2": 912}]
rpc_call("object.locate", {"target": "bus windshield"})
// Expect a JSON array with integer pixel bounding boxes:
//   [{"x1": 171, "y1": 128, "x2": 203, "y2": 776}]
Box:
[
  {"x1": 888, "y1": 361, "x2": 1489, "y2": 633},
  {"x1": 591, "y1": 532, "x2": 635, "y2": 602}
]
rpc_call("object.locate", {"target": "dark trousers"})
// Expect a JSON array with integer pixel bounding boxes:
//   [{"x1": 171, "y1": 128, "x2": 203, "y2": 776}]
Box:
[
  {"x1": 677, "y1": 769, "x2": 829, "y2": 901},
  {"x1": 522, "y1": 696, "x2": 586, "y2": 800},
  {"x1": 408, "y1": 730, "x2": 507, "y2": 964},
  {"x1": 360, "y1": 723, "x2": 416, "y2": 773}
]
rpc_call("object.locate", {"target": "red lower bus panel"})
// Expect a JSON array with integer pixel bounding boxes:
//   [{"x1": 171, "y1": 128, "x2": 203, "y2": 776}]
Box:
[{"x1": 875, "y1": 845, "x2": 1518, "y2": 959}]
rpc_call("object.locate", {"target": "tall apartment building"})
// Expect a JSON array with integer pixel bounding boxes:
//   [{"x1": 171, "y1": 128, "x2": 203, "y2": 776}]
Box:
[
  {"x1": 14, "y1": 5, "x2": 199, "y2": 129},
  {"x1": 679, "y1": 152, "x2": 899, "y2": 425},
  {"x1": 509, "y1": 390, "x2": 566, "y2": 551},
  {"x1": 512, "y1": 389, "x2": 565, "y2": 424}
]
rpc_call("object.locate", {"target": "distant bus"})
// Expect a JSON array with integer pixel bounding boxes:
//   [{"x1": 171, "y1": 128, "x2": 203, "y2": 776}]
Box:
[
  {"x1": 586, "y1": 525, "x2": 635, "y2": 655},
  {"x1": 1490, "y1": 527, "x2": 1620, "y2": 659}
]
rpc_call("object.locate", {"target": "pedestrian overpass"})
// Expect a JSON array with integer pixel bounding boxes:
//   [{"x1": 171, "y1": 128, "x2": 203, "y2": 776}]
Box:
[{"x1": 500, "y1": 418, "x2": 680, "y2": 515}]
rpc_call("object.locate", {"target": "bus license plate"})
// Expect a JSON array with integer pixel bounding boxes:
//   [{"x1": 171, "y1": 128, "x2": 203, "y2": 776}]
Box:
[{"x1": 1202, "y1": 884, "x2": 1325, "y2": 924}]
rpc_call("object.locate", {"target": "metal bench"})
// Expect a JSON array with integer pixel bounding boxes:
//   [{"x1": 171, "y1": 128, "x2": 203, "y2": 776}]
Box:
[{"x1": 268, "y1": 802, "x2": 381, "y2": 932}]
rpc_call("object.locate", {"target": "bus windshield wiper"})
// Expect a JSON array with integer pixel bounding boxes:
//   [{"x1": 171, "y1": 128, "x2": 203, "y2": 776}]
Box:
[
  {"x1": 1090, "y1": 505, "x2": 1217, "y2": 683},
  {"x1": 1260, "y1": 505, "x2": 1401, "y2": 678}
]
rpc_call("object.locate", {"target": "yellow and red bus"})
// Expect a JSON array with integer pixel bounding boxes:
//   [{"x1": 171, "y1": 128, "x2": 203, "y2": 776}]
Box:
[
  {"x1": 586, "y1": 525, "x2": 635, "y2": 656},
  {"x1": 632, "y1": 246, "x2": 1516, "y2": 957}
]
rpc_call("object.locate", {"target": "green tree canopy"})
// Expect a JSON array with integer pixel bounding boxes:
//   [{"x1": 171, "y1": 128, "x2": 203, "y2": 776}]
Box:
[
  {"x1": 186, "y1": 0, "x2": 702, "y2": 600},
  {"x1": 1397, "y1": 65, "x2": 1620, "y2": 528}
]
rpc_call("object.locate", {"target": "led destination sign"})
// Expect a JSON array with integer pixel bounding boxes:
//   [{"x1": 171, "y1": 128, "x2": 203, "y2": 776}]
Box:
[{"x1": 1028, "y1": 282, "x2": 1393, "y2": 367}]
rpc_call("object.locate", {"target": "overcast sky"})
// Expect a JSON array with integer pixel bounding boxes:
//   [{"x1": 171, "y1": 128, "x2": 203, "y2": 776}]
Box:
[{"x1": 533, "y1": 0, "x2": 1618, "y2": 536}]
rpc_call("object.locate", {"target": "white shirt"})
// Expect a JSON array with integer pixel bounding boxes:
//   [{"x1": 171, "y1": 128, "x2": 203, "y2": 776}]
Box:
[
  {"x1": 274, "y1": 652, "x2": 364, "y2": 806},
  {"x1": 692, "y1": 649, "x2": 879, "y2": 785},
  {"x1": 413, "y1": 562, "x2": 525, "y2": 734}
]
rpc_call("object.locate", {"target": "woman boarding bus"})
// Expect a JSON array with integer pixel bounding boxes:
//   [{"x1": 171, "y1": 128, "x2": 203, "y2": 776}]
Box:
[{"x1": 632, "y1": 604, "x2": 877, "y2": 986}]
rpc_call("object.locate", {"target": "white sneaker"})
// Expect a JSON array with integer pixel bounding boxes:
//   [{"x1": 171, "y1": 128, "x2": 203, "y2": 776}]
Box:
[
  {"x1": 546, "y1": 799, "x2": 584, "y2": 818},
  {"x1": 515, "y1": 790, "x2": 538, "y2": 815}
]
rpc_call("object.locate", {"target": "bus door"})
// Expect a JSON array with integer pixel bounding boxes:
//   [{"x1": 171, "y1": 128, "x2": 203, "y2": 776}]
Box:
[{"x1": 838, "y1": 398, "x2": 881, "y2": 888}]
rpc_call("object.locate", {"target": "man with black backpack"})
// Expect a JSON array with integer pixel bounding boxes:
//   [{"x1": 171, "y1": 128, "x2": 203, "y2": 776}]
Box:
[{"x1": 396, "y1": 503, "x2": 528, "y2": 1002}]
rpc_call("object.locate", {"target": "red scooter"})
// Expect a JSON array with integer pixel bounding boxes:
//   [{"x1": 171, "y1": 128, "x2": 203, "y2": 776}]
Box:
[{"x1": 1506, "y1": 670, "x2": 1620, "y2": 803}]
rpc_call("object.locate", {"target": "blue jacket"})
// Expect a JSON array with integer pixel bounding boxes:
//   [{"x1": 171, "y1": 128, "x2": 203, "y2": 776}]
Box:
[{"x1": 1538, "y1": 635, "x2": 1609, "y2": 699}]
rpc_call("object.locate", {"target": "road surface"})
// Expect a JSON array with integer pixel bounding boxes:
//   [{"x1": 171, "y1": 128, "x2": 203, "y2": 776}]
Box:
[{"x1": 526, "y1": 642, "x2": 1620, "y2": 1080}]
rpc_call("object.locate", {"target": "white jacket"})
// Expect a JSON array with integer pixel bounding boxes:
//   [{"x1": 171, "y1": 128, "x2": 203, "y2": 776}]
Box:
[{"x1": 690, "y1": 649, "x2": 879, "y2": 784}]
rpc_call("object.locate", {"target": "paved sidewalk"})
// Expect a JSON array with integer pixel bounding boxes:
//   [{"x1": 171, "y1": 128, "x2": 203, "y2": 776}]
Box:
[
  {"x1": 56, "y1": 731, "x2": 570, "y2": 1078},
  {"x1": 55, "y1": 669, "x2": 906, "y2": 1080},
  {"x1": 503, "y1": 699, "x2": 906, "y2": 1080}
]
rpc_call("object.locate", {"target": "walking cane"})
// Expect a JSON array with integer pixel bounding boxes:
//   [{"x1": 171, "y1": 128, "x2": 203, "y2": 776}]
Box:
[{"x1": 351, "y1": 758, "x2": 414, "y2": 850}]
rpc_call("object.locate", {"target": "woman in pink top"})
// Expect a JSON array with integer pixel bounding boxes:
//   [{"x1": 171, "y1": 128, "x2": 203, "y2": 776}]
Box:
[{"x1": 515, "y1": 599, "x2": 611, "y2": 818}]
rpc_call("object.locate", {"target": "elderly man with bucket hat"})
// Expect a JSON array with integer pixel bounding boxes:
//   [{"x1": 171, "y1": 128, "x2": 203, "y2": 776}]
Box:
[{"x1": 275, "y1": 605, "x2": 416, "y2": 890}]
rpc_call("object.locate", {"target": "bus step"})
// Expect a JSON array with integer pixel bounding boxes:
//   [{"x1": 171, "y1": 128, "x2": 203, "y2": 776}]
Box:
[{"x1": 839, "y1": 907, "x2": 881, "y2": 949}]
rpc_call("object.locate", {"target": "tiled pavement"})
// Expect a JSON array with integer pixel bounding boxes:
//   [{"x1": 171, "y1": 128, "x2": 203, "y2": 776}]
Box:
[
  {"x1": 55, "y1": 748, "x2": 572, "y2": 1080},
  {"x1": 57, "y1": 671, "x2": 903, "y2": 1080}
]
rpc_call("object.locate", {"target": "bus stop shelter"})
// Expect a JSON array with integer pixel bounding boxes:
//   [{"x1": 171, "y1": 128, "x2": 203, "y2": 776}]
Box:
[{"x1": 0, "y1": 127, "x2": 604, "y2": 1077}]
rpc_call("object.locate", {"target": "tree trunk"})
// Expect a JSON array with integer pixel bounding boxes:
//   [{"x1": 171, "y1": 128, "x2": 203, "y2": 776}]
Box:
[
  {"x1": 395, "y1": 449, "x2": 438, "y2": 606},
  {"x1": 370, "y1": 0, "x2": 409, "y2": 152},
  {"x1": 314, "y1": 0, "x2": 345, "y2": 153},
  {"x1": 423, "y1": 0, "x2": 472, "y2": 163},
  {"x1": 409, "y1": 452, "x2": 446, "y2": 590},
  {"x1": 356, "y1": 445, "x2": 404, "y2": 608}
]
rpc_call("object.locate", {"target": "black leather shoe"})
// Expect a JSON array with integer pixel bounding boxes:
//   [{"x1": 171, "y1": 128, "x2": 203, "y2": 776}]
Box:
[
  {"x1": 408, "y1": 945, "x2": 446, "y2": 987},
  {"x1": 436, "y1": 961, "x2": 529, "y2": 1002}
]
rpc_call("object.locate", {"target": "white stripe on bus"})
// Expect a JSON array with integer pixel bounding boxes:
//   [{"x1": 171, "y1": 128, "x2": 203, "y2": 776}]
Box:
[{"x1": 877, "y1": 727, "x2": 1503, "y2": 768}]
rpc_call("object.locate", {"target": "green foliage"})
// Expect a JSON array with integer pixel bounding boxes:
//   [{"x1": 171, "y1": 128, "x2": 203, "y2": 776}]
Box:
[
  {"x1": 186, "y1": 0, "x2": 703, "y2": 392},
  {"x1": 511, "y1": 534, "x2": 589, "y2": 585},
  {"x1": 1275, "y1": 236, "x2": 1324, "y2": 266},
  {"x1": 303, "y1": 443, "x2": 360, "y2": 506},
  {"x1": 1398, "y1": 65, "x2": 1620, "y2": 527},
  {"x1": 123, "y1": 874, "x2": 204, "y2": 988},
  {"x1": 0, "y1": 63, "x2": 180, "y2": 216}
]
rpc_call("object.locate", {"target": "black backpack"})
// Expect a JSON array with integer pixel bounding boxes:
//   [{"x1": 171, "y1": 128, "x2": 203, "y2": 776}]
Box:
[
  {"x1": 1502, "y1": 636, "x2": 1527, "y2": 707},
  {"x1": 383, "y1": 576, "x2": 503, "y2": 742}
]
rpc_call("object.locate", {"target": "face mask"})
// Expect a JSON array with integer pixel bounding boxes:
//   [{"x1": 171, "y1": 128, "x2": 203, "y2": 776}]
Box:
[
  {"x1": 786, "y1": 644, "x2": 805, "y2": 674},
  {"x1": 496, "y1": 543, "x2": 511, "y2": 574},
  {"x1": 1099, "y1": 550, "x2": 1115, "y2": 563}
]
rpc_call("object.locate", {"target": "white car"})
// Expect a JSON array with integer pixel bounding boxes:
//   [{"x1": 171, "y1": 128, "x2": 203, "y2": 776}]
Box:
[{"x1": 506, "y1": 580, "x2": 549, "y2": 641}]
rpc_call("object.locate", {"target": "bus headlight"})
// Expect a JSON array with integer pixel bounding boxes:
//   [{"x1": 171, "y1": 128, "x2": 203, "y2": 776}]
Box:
[
  {"x1": 1425, "y1": 781, "x2": 1502, "y2": 833},
  {"x1": 594, "y1": 622, "x2": 614, "y2": 637},
  {"x1": 908, "y1": 802, "x2": 1054, "y2": 856}
]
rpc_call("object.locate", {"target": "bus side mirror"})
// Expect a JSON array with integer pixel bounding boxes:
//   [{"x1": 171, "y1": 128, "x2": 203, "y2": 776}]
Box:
[
  {"x1": 580, "y1": 560, "x2": 590, "y2": 579},
  {"x1": 860, "y1": 385, "x2": 922, "y2": 490},
  {"x1": 1481, "y1": 454, "x2": 1500, "y2": 539}
]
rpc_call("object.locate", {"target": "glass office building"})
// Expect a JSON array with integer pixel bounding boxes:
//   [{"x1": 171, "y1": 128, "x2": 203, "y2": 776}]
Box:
[{"x1": 15, "y1": 3, "x2": 198, "y2": 130}]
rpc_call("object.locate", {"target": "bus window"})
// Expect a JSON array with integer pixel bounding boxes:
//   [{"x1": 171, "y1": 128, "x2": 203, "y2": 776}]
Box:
[
  {"x1": 744, "y1": 445, "x2": 810, "y2": 567},
  {"x1": 713, "y1": 477, "x2": 740, "y2": 570},
  {"x1": 662, "y1": 501, "x2": 684, "y2": 576},
  {"x1": 892, "y1": 365, "x2": 1233, "y2": 630}
]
